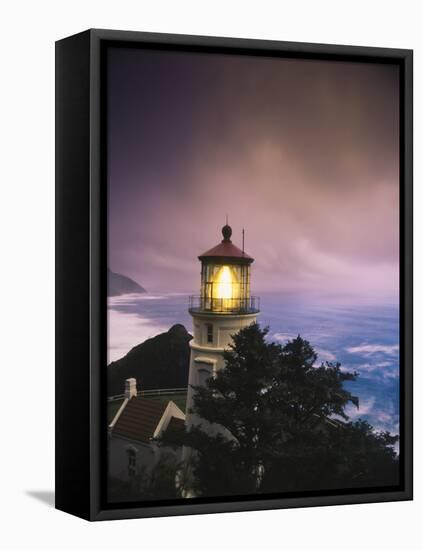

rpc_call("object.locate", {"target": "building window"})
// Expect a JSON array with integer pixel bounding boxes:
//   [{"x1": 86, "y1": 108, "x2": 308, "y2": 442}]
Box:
[
  {"x1": 206, "y1": 323, "x2": 213, "y2": 344},
  {"x1": 127, "y1": 448, "x2": 136, "y2": 477}
]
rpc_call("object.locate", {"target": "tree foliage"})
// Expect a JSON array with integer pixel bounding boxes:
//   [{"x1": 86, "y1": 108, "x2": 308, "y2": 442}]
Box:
[{"x1": 163, "y1": 323, "x2": 399, "y2": 497}]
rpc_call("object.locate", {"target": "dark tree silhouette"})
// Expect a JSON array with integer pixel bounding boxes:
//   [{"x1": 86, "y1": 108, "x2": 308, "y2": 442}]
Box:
[
  {"x1": 163, "y1": 323, "x2": 399, "y2": 497},
  {"x1": 108, "y1": 452, "x2": 182, "y2": 503}
]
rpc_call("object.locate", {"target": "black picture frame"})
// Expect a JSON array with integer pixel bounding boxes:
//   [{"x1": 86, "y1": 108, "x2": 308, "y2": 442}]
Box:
[{"x1": 55, "y1": 28, "x2": 413, "y2": 521}]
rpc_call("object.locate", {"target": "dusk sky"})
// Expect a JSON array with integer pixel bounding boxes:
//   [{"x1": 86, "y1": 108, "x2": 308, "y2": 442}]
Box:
[{"x1": 107, "y1": 47, "x2": 399, "y2": 302}]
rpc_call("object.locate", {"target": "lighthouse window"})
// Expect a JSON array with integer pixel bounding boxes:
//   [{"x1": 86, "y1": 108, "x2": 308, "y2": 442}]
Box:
[{"x1": 206, "y1": 323, "x2": 213, "y2": 343}]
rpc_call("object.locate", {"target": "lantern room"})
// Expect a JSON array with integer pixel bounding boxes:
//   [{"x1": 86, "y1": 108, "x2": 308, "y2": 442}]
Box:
[{"x1": 189, "y1": 224, "x2": 260, "y2": 314}]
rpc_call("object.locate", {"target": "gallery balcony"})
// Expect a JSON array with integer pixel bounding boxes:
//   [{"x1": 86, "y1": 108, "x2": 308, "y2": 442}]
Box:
[{"x1": 188, "y1": 295, "x2": 260, "y2": 315}]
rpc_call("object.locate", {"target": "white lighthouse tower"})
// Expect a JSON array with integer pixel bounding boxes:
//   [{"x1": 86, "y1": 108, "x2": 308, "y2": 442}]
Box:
[{"x1": 185, "y1": 224, "x2": 260, "y2": 433}]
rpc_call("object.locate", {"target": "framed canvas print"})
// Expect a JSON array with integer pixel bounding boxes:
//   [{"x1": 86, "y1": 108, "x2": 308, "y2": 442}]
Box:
[{"x1": 55, "y1": 29, "x2": 413, "y2": 521}]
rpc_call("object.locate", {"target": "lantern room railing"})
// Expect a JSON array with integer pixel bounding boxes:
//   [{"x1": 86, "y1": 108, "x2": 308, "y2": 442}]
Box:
[{"x1": 188, "y1": 295, "x2": 260, "y2": 314}]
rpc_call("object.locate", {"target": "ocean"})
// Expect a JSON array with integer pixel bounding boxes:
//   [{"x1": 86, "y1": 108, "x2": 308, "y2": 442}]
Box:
[{"x1": 108, "y1": 292, "x2": 399, "y2": 437}]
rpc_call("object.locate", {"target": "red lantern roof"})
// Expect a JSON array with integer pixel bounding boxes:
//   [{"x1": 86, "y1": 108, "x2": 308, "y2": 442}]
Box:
[{"x1": 199, "y1": 225, "x2": 254, "y2": 264}]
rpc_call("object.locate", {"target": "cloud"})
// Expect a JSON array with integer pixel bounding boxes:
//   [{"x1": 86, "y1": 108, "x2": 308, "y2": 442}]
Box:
[
  {"x1": 108, "y1": 293, "x2": 166, "y2": 305},
  {"x1": 107, "y1": 49, "x2": 399, "y2": 300},
  {"x1": 353, "y1": 361, "x2": 399, "y2": 380},
  {"x1": 343, "y1": 394, "x2": 399, "y2": 442},
  {"x1": 346, "y1": 343, "x2": 399, "y2": 356},
  {"x1": 345, "y1": 396, "x2": 375, "y2": 417},
  {"x1": 375, "y1": 410, "x2": 399, "y2": 434},
  {"x1": 315, "y1": 347, "x2": 336, "y2": 362},
  {"x1": 272, "y1": 332, "x2": 296, "y2": 343}
]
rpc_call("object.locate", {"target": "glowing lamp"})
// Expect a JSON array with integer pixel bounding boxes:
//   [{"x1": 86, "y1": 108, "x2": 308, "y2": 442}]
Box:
[
  {"x1": 216, "y1": 266, "x2": 233, "y2": 299},
  {"x1": 191, "y1": 224, "x2": 258, "y2": 314}
]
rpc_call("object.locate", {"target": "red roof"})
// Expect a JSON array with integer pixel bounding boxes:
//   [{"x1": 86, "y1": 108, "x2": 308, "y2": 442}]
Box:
[
  {"x1": 199, "y1": 240, "x2": 253, "y2": 261},
  {"x1": 199, "y1": 224, "x2": 254, "y2": 263},
  {"x1": 113, "y1": 398, "x2": 167, "y2": 444}
]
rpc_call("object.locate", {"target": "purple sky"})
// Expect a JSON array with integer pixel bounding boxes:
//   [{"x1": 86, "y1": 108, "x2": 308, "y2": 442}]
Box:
[{"x1": 107, "y1": 47, "x2": 399, "y2": 302}]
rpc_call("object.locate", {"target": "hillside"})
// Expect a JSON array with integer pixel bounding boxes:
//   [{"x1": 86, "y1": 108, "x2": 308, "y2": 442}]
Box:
[
  {"x1": 108, "y1": 269, "x2": 146, "y2": 296},
  {"x1": 107, "y1": 324, "x2": 192, "y2": 395}
]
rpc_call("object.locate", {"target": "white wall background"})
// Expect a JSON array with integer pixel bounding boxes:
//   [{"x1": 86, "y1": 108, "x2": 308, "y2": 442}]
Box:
[{"x1": 0, "y1": 0, "x2": 420, "y2": 548}]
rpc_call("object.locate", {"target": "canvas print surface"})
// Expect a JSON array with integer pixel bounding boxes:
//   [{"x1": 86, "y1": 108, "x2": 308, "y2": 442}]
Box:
[{"x1": 106, "y1": 46, "x2": 400, "y2": 503}]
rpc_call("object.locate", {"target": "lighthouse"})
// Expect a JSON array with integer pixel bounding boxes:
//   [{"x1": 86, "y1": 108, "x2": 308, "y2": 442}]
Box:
[{"x1": 185, "y1": 224, "x2": 260, "y2": 433}]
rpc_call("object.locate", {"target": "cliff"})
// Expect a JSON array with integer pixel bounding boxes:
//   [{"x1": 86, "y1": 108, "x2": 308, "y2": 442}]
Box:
[
  {"x1": 107, "y1": 324, "x2": 192, "y2": 395},
  {"x1": 108, "y1": 269, "x2": 146, "y2": 296}
]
